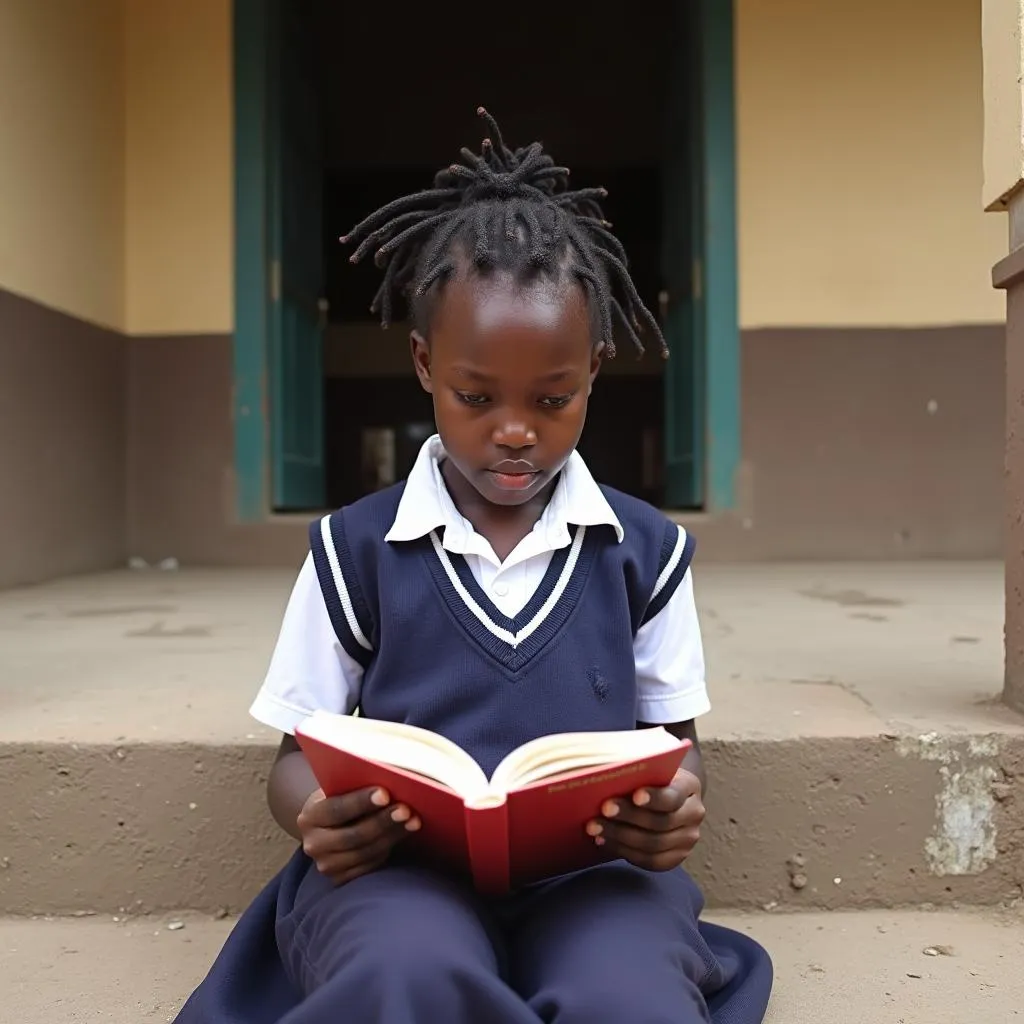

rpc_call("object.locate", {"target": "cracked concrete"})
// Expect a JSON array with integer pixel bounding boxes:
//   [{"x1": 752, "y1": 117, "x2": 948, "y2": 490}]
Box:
[{"x1": 1, "y1": 564, "x2": 1022, "y2": 915}]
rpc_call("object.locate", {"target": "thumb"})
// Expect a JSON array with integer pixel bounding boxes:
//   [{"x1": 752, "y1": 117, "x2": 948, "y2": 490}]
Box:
[{"x1": 301, "y1": 787, "x2": 326, "y2": 814}]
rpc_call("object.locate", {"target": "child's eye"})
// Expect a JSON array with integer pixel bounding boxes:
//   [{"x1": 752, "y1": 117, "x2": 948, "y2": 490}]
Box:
[
  {"x1": 456, "y1": 392, "x2": 490, "y2": 406},
  {"x1": 539, "y1": 394, "x2": 574, "y2": 409}
]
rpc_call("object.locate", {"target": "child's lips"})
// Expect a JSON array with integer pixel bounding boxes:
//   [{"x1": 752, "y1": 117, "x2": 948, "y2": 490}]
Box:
[
  {"x1": 487, "y1": 461, "x2": 541, "y2": 490},
  {"x1": 488, "y1": 469, "x2": 540, "y2": 490}
]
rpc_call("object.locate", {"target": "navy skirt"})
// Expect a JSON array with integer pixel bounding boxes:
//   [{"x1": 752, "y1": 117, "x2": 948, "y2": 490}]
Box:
[{"x1": 173, "y1": 848, "x2": 772, "y2": 1024}]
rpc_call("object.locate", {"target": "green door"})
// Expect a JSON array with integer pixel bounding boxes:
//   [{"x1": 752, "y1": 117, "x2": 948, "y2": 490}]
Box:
[
  {"x1": 267, "y1": 0, "x2": 326, "y2": 510},
  {"x1": 661, "y1": 1, "x2": 705, "y2": 510},
  {"x1": 661, "y1": 0, "x2": 739, "y2": 512}
]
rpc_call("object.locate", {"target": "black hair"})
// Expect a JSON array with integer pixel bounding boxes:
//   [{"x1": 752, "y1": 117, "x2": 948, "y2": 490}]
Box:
[{"x1": 340, "y1": 108, "x2": 667, "y2": 360}]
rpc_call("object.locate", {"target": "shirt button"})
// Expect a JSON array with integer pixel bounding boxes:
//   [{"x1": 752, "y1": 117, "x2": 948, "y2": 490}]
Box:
[{"x1": 492, "y1": 581, "x2": 509, "y2": 597}]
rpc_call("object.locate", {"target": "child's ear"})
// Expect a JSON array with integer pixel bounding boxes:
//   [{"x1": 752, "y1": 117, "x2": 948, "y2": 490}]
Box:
[
  {"x1": 410, "y1": 331, "x2": 433, "y2": 393},
  {"x1": 588, "y1": 342, "x2": 605, "y2": 395}
]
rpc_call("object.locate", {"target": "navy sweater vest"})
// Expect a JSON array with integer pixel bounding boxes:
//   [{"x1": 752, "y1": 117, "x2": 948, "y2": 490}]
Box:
[{"x1": 309, "y1": 483, "x2": 695, "y2": 778}]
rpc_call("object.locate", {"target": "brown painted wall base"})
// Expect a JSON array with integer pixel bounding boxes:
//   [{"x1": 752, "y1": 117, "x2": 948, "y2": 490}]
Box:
[
  {"x1": 0, "y1": 286, "x2": 1005, "y2": 585},
  {"x1": 0, "y1": 289, "x2": 126, "y2": 589},
  {"x1": 126, "y1": 325, "x2": 1005, "y2": 566},
  {"x1": 735, "y1": 325, "x2": 1004, "y2": 559},
  {"x1": 126, "y1": 335, "x2": 307, "y2": 569}
]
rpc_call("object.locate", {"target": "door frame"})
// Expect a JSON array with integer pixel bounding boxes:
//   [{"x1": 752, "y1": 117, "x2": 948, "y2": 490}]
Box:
[
  {"x1": 232, "y1": 0, "x2": 272, "y2": 521},
  {"x1": 698, "y1": 0, "x2": 741, "y2": 513},
  {"x1": 230, "y1": 0, "x2": 740, "y2": 521}
]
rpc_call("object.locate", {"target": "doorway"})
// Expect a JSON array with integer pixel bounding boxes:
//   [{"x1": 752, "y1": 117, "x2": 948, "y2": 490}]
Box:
[{"x1": 233, "y1": 0, "x2": 738, "y2": 518}]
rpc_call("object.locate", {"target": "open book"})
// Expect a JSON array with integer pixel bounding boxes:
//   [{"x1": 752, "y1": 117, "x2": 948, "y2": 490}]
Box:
[{"x1": 295, "y1": 711, "x2": 690, "y2": 893}]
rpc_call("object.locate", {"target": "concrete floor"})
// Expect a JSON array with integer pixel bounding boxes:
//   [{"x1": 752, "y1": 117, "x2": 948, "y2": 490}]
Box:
[
  {"x1": 2, "y1": 907, "x2": 1021, "y2": 1023},
  {"x1": 1, "y1": 561, "x2": 1020, "y2": 745},
  {"x1": 2, "y1": 563, "x2": 1023, "y2": 917}
]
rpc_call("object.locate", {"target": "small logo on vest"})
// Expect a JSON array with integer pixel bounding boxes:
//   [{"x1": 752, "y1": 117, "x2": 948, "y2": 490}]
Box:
[{"x1": 587, "y1": 666, "x2": 609, "y2": 702}]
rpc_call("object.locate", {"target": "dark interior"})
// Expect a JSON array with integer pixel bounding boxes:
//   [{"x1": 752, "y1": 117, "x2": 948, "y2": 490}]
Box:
[{"x1": 313, "y1": 1, "x2": 675, "y2": 508}]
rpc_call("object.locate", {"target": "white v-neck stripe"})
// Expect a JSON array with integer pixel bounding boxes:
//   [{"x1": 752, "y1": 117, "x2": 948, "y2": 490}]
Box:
[
  {"x1": 319, "y1": 516, "x2": 373, "y2": 651},
  {"x1": 429, "y1": 526, "x2": 587, "y2": 649},
  {"x1": 651, "y1": 524, "x2": 687, "y2": 601}
]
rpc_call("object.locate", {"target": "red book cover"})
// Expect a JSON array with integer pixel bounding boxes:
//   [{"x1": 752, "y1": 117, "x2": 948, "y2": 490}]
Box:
[
  {"x1": 502, "y1": 746, "x2": 689, "y2": 889},
  {"x1": 295, "y1": 726, "x2": 690, "y2": 894}
]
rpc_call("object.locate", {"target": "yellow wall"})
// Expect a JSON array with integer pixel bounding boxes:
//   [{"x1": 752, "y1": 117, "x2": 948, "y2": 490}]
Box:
[
  {"x1": 124, "y1": 0, "x2": 233, "y2": 335},
  {"x1": 0, "y1": 0, "x2": 1005, "y2": 335},
  {"x1": 0, "y1": 0, "x2": 125, "y2": 330},
  {"x1": 736, "y1": 0, "x2": 1006, "y2": 327}
]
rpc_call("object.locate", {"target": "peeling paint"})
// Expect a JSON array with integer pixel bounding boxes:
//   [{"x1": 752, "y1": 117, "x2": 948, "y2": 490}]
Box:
[
  {"x1": 897, "y1": 733, "x2": 1002, "y2": 876},
  {"x1": 924, "y1": 762, "x2": 999, "y2": 876}
]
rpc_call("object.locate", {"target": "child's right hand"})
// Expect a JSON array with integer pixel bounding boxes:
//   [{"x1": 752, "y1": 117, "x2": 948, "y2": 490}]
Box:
[{"x1": 296, "y1": 787, "x2": 421, "y2": 886}]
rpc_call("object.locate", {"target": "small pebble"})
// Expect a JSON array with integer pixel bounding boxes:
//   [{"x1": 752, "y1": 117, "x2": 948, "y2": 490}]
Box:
[{"x1": 167, "y1": 921, "x2": 185, "y2": 932}]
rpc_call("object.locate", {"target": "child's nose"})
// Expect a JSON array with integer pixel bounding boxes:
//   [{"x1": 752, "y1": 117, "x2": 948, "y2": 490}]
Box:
[{"x1": 493, "y1": 419, "x2": 537, "y2": 450}]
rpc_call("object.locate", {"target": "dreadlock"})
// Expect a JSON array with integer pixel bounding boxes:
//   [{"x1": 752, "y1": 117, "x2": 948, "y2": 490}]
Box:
[{"x1": 340, "y1": 108, "x2": 667, "y2": 360}]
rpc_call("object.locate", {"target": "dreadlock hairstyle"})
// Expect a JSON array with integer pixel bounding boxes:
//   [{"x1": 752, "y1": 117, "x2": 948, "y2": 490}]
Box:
[{"x1": 340, "y1": 108, "x2": 667, "y2": 360}]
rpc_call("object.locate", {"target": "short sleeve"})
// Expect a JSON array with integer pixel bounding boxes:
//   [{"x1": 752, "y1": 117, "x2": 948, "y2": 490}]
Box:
[
  {"x1": 633, "y1": 527, "x2": 710, "y2": 724},
  {"x1": 248, "y1": 553, "x2": 364, "y2": 734}
]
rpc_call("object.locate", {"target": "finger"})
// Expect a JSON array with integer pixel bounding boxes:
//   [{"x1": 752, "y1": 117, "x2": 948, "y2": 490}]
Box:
[
  {"x1": 600, "y1": 793, "x2": 705, "y2": 833},
  {"x1": 300, "y1": 787, "x2": 391, "y2": 829},
  {"x1": 591, "y1": 818, "x2": 699, "y2": 856},
  {"x1": 315, "y1": 822, "x2": 411, "y2": 880},
  {"x1": 303, "y1": 805, "x2": 420, "y2": 860},
  {"x1": 597, "y1": 825, "x2": 701, "y2": 870},
  {"x1": 626, "y1": 771, "x2": 701, "y2": 815},
  {"x1": 324, "y1": 848, "x2": 391, "y2": 886}
]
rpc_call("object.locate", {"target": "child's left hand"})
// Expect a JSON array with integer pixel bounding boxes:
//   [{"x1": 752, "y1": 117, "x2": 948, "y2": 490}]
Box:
[{"x1": 586, "y1": 768, "x2": 705, "y2": 871}]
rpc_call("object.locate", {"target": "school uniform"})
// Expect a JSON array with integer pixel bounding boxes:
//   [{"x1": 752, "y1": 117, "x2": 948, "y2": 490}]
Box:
[{"x1": 173, "y1": 437, "x2": 773, "y2": 1024}]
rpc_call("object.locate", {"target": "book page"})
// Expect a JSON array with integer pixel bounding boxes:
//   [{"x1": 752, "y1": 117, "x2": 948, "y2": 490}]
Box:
[
  {"x1": 297, "y1": 711, "x2": 490, "y2": 799},
  {"x1": 489, "y1": 727, "x2": 683, "y2": 793}
]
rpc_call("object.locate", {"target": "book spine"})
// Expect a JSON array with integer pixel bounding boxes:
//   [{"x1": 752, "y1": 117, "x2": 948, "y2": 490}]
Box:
[{"x1": 463, "y1": 799, "x2": 510, "y2": 895}]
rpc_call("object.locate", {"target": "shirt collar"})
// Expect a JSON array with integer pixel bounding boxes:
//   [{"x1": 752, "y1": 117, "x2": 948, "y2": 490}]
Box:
[{"x1": 383, "y1": 434, "x2": 624, "y2": 549}]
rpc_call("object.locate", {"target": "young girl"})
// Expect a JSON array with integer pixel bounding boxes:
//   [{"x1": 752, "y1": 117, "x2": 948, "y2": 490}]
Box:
[{"x1": 174, "y1": 109, "x2": 772, "y2": 1024}]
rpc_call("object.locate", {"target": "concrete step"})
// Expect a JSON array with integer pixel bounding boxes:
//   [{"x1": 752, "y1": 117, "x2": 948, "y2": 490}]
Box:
[
  {"x1": 2, "y1": 907, "x2": 1022, "y2": 1023},
  {"x1": 2, "y1": 566, "x2": 1024, "y2": 916}
]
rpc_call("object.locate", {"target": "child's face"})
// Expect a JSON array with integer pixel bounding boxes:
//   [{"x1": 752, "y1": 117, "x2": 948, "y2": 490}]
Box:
[{"x1": 411, "y1": 273, "x2": 601, "y2": 508}]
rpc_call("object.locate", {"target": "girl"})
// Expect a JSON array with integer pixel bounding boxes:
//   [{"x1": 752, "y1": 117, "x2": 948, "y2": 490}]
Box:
[{"x1": 174, "y1": 109, "x2": 772, "y2": 1024}]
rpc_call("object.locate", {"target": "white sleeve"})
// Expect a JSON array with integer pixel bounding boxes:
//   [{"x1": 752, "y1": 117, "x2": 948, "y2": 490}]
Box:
[
  {"x1": 249, "y1": 553, "x2": 364, "y2": 734},
  {"x1": 633, "y1": 563, "x2": 711, "y2": 724}
]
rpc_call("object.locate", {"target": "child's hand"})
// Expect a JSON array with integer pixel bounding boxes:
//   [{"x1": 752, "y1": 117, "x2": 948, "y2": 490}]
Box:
[
  {"x1": 586, "y1": 768, "x2": 705, "y2": 872},
  {"x1": 296, "y1": 787, "x2": 421, "y2": 886}
]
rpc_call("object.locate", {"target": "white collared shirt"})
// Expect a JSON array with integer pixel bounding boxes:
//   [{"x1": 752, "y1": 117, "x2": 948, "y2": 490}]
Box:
[{"x1": 251, "y1": 436, "x2": 710, "y2": 734}]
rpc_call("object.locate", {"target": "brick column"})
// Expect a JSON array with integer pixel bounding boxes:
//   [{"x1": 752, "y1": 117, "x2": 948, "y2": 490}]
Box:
[{"x1": 984, "y1": 0, "x2": 1024, "y2": 711}]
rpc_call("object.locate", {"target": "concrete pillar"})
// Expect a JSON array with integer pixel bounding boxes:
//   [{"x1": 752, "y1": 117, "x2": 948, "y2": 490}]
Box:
[{"x1": 985, "y1": 0, "x2": 1024, "y2": 712}]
